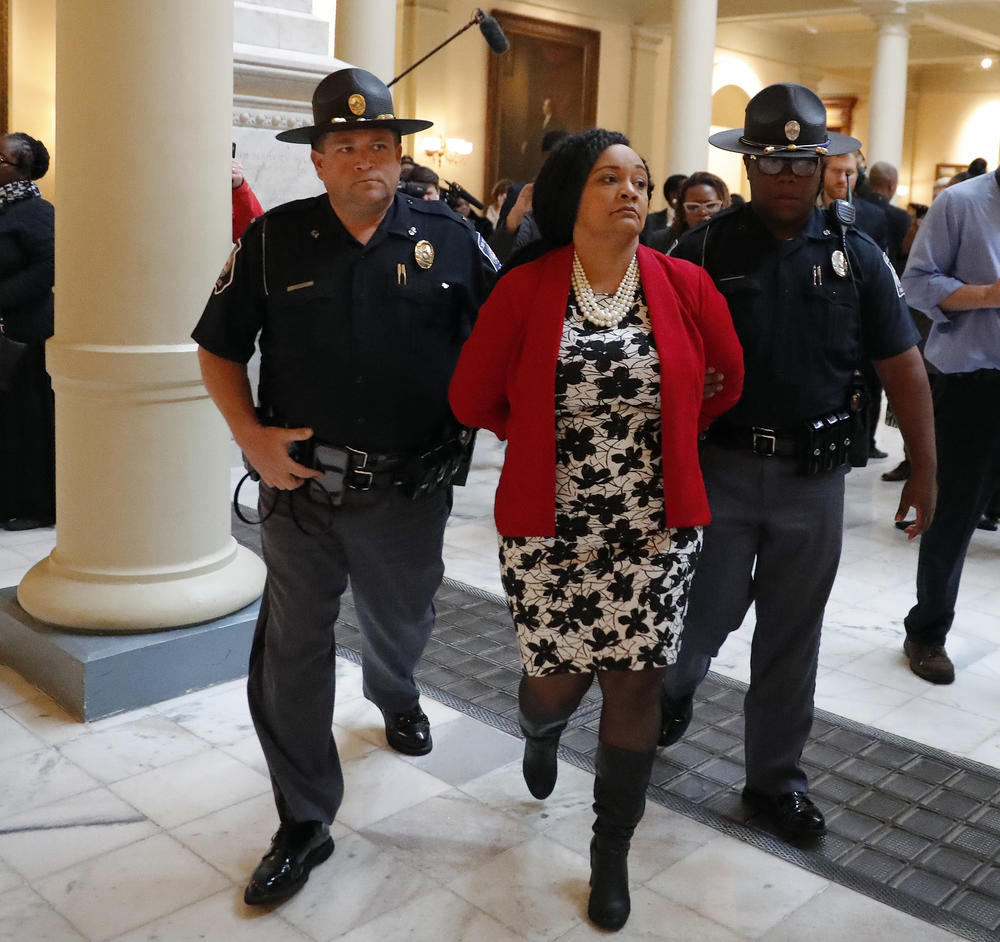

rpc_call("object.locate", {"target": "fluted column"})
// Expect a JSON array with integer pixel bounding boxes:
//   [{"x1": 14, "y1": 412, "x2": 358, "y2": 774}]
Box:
[
  {"x1": 629, "y1": 26, "x2": 668, "y2": 169},
  {"x1": 335, "y1": 0, "x2": 397, "y2": 83},
  {"x1": 866, "y1": 7, "x2": 911, "y2": 169},
  {"x1": 665, "y1": 0, "x2": 718, "y2": 176},
  {"x1": 18, "y1": 0, "x2": 265, "y2": 631}
]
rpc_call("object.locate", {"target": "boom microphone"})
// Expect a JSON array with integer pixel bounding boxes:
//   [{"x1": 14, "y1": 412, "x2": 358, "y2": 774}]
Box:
[
  {"x1": 389, "y1": 8, "x2": 510, "y2": 88},
  {"x1": 476, "y1": 12, "x2": 509, "y2": 54}
]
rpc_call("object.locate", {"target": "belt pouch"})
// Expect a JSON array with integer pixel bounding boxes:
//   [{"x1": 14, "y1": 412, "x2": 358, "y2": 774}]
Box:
[
  {"x1": 847, "y1": 370, "x2": 869, "y2": 468},
  {"x1": 798, "y1": 411, "x2": 852, "y2": 475},
  {"x1": 311, "y1": 443, "x2": 348, "y2": 505}
]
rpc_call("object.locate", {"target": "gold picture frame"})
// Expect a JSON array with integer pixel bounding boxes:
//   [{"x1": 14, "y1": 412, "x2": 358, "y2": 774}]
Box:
[{"x1": 484, "y1": 11, "x2": 600, "y2": 192}]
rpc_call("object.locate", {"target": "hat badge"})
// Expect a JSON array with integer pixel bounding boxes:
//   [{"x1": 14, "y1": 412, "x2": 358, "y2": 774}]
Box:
[
  {"x1": 784, "y1": 120, "x2": 801, "y2": 142},
  {"x1": 348, "y1": 94, "x2": 366, "y2": 116}
]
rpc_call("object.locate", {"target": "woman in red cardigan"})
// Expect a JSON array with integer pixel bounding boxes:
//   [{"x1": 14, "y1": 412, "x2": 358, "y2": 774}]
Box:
[{"x1": 449, "y1": 130, "x2": 742, "y2": 931}]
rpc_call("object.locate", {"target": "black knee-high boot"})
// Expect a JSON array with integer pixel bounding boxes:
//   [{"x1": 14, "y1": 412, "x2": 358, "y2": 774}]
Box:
[
  {"x1": 588, "y1": 743, "x2": 655, "y2": 931},
  {"x1": 519, "y1": 713, "x2": 567, "y2": 800}
]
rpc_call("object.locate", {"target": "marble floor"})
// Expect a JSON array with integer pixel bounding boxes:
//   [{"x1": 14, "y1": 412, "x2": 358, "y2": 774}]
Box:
[{"x1": 0, "y1": 426, "x2": 995, "y2": 941}]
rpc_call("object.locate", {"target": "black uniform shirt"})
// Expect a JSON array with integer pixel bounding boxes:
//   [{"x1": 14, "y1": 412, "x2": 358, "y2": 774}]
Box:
[
  {"x1": 671, "y1": 203, "x2": 918, "y2": 429},
  {"x1": 194, "y1": 192, "x2": 499, "y2": 452}
]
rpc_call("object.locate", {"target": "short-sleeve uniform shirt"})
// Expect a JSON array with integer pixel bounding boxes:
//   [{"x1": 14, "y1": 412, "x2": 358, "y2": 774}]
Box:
[
  {"x1": 193, "y1": 192, "x2": 499, "y2": 453},
  {"x1": 670, "y1": 203, "x2": 918, "y2": 429}
]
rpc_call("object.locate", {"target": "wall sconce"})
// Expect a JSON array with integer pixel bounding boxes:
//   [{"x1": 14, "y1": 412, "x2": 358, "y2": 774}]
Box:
[{"x1": 421, "y1": 135, "x2": 474, "y2": 166}]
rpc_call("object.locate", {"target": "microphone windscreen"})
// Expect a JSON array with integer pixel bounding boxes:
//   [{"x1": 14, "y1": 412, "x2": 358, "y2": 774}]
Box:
[{"x1": 479, "y1": 15, "x2": 509, "y2": 54}]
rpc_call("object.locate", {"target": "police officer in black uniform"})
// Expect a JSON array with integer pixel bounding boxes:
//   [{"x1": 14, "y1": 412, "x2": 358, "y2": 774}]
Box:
[
  {"x1": 193, "y1": 68, "x2": 499, "y2": 905},
  {"x1": 658, "y1": 84, "x2": 937, "y2": 842}
]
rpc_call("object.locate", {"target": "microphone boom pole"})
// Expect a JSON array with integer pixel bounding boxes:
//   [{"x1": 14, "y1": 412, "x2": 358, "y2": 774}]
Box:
[{"x1": 388, "y1": 9, "x2": 507, "y2": 88}]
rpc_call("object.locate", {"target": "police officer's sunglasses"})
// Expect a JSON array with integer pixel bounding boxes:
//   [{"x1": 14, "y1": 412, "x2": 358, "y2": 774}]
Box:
[{"x1": 750, "y1": 155, "x2": 820, "y2": 177}]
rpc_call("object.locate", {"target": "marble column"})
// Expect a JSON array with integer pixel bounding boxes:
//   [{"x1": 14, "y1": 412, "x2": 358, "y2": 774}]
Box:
[
  {"x1": 335, "y1": 0, "x2": 397, "y2": 83},
  {"x1": 629, "y1": 26, "x2": 668, "y2": 170},
  {"x1": 18, "y1": 0, "x2": 265, "y2": 631},
  {"x1": 866, "y1": 7, "x2": 911, "y2": 170},
  {"x1": 665, "y1": 0, "x2": 718, "y2": 176}
]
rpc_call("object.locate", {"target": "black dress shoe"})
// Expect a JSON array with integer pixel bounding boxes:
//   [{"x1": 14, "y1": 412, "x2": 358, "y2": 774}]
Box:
[
  {"x1": 658, "y1": 692, "x2": 693, "y2": 747},
  {"x1": 244, "y1": 821, "x2": 334, "y2": 906},
  {"x1": 976, "y1": 515, "x2": 999, "y2": 532},
  {"x1": 381, "y1": 705, "x2": 432, "y2": 756},
  {"x1": 3, "y1": 517, "x2": 54, "y2": 531},
  {"x1": 742, "y1": 788, "x2": 826, "y2": 842},
  {"x1": 868, "y1": 445, "x2": 889, "y2": 459}
]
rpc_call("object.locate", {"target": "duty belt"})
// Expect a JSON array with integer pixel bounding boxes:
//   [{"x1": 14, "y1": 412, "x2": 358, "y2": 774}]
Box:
[
  {"x1": 707, "y1": 423, "x2": 798, "y2": 457},
  {"x1": 311, "y1": 443, "x2": 404, "y2": 492}
]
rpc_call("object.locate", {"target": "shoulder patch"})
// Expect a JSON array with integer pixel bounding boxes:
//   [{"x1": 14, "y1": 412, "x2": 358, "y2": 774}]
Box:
[
  {"x1": 477, "y1": 232, "x2": 501, "y2": 271},
  {"x1": 882, "y1": 251, "x2": 904, "y2": 298},
  {"x1": 213, "y1": 239, "x2": 241, "y2": 295}
]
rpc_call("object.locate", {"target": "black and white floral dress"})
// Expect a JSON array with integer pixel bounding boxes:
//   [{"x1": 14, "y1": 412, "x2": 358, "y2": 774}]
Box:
[{"x1": 499, "y1": 286, "x2": 702, "y2": 676}]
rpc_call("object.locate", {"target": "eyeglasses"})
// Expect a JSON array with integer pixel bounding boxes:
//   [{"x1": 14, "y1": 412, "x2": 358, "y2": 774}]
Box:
[
  {"x1": 751, "y1": 156, "x2": 819, "y2": 177},
  {"x1": 683, "y1": 201, "x2": 723, "y2": 214},
  {"x1": 0, "y1": 154, "x2": 19, "y2": 168}
]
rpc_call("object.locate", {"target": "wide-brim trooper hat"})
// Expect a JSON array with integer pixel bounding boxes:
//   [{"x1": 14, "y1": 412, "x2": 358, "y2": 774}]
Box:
[
  {"x1": 276, "y1": 67, "x2": 433, "y2": 144},
  {"x1": 709, "y1": 83, "x2": 861, "y2": 157}
]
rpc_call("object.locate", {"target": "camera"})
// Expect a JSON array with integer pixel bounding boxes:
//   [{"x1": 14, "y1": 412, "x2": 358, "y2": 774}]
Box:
[
  {"x1": 398, "y1": 180, "x2": 429, "y2": 200},
  {"x1": 443, "y1": 181, "x2": 484, "y2": 211}
]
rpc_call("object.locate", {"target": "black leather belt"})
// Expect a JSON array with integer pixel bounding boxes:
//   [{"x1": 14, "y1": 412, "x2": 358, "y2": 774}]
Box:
[
  {"x1": 707, "y1": 423, "x2": 798, "y2": 457},
  {"x1": 313, "y1": 443, "x2": 405, "y2": 491}
]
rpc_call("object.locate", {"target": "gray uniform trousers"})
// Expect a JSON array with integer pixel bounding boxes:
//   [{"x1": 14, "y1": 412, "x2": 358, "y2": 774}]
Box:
[
  {"x1": 663, "y1": 442, "x2": 847, "y2": 794},
  {"x1": 247, "y1": 481, "x2": 451, "y2": 826}
]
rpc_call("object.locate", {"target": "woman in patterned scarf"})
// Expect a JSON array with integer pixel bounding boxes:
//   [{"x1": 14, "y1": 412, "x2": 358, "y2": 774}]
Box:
[
  {"x1": 450, "y1": 129, "x2": 743, "y2": 931},
  {"x1": 0, "y1": 133, "x2": 55, "y2": 530}
]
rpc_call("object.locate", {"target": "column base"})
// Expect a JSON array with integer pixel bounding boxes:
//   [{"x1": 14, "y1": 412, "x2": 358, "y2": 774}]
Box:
[
  {"x1": 0, "y1": 586, "x2": 260, "y2": 721},
  {"x1": 16, "y1": 540, "x2": 265, "y2": 632}
]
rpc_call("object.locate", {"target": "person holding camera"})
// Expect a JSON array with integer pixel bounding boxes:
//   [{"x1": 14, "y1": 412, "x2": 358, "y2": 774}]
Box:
[
  {"x1": 659, "y1": 84, "x2": 936, "y2": 843},
  {"x1": 192, "y1": 67, "x2": 498, "y2": 907}
]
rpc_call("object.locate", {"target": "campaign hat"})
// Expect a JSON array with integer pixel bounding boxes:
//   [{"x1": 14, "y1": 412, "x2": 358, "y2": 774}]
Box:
[
  {"x1": 709, "y1": 83, "x2": 860, "y2": 157},
  {"x1": 276, "y1": 67, "x2": 432, "y2": 144}
]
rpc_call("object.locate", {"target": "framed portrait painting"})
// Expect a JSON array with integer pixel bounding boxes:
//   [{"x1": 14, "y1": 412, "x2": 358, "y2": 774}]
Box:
[
  {"x1": 484, "y1": 11, "x2": 599, "y2": 191},
  {"x1": 935, "y1": 163, "x2": 966, "y2": 182}
]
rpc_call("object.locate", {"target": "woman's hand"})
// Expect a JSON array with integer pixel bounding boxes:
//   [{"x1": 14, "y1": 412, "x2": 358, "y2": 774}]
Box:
[{"x1": 703, "y1": 367, "x2": 725, "y2": 399}]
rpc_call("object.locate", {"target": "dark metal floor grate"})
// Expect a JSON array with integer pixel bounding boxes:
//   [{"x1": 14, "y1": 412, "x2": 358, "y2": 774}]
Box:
[{"x1": 234, "y1": 517, "x2": 1000, "y2": 941}]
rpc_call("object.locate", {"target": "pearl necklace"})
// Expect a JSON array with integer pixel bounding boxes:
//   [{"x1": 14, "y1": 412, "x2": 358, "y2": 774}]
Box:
[{"x1": 571, "y1": 251, "x2": 639, "y2": 328}]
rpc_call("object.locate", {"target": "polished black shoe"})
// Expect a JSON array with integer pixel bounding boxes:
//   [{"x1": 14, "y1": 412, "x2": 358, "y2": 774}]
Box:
[
  {"x1": 658, "y1": 692, "x2": 693, "y2": 747},
  {"x1": 868, "y1": 445, "x2": 889, "y2": 459},
  {"x1": 881, "y1": 459, "x2": 910, "y2": 482},
  {"x1": 382, "y1": 705, "x2": 432, "y2": 755},
  {"x1": 904, "y1": 638, "x2": 955, "y2": 684},
  {"x1": 742, "y1": 788, "x2": 826, "y2": 842},
  {"x1": 244, "y1": 821, "x2": 334, "y2": 906},
  {"x1": 976, "y1": 514, "x2": 999, "y2": 532},
  {"x1": 3, "y1": 517, "x2": 54, "y2": 531}
]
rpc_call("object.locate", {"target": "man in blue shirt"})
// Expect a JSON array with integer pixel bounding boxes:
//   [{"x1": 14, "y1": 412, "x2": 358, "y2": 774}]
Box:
[{"x1": 901, "y1": 168, "x2": 1000, "y2": 683}]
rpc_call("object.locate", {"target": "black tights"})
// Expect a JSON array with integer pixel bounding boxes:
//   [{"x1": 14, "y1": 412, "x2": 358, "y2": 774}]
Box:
[{"x1": 519, "y1": 667, "x2": 665, "y2": 753}]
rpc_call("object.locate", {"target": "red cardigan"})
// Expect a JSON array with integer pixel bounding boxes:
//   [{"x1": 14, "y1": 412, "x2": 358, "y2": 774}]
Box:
[{"x1": 449, "y1": 244, "x2": 744, "y2": 537}]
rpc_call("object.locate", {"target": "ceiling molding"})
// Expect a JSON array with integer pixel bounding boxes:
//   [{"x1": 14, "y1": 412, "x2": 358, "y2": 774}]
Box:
[{"x1": 919, "y1": 12, "x2": 1000, "y2": 51}]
